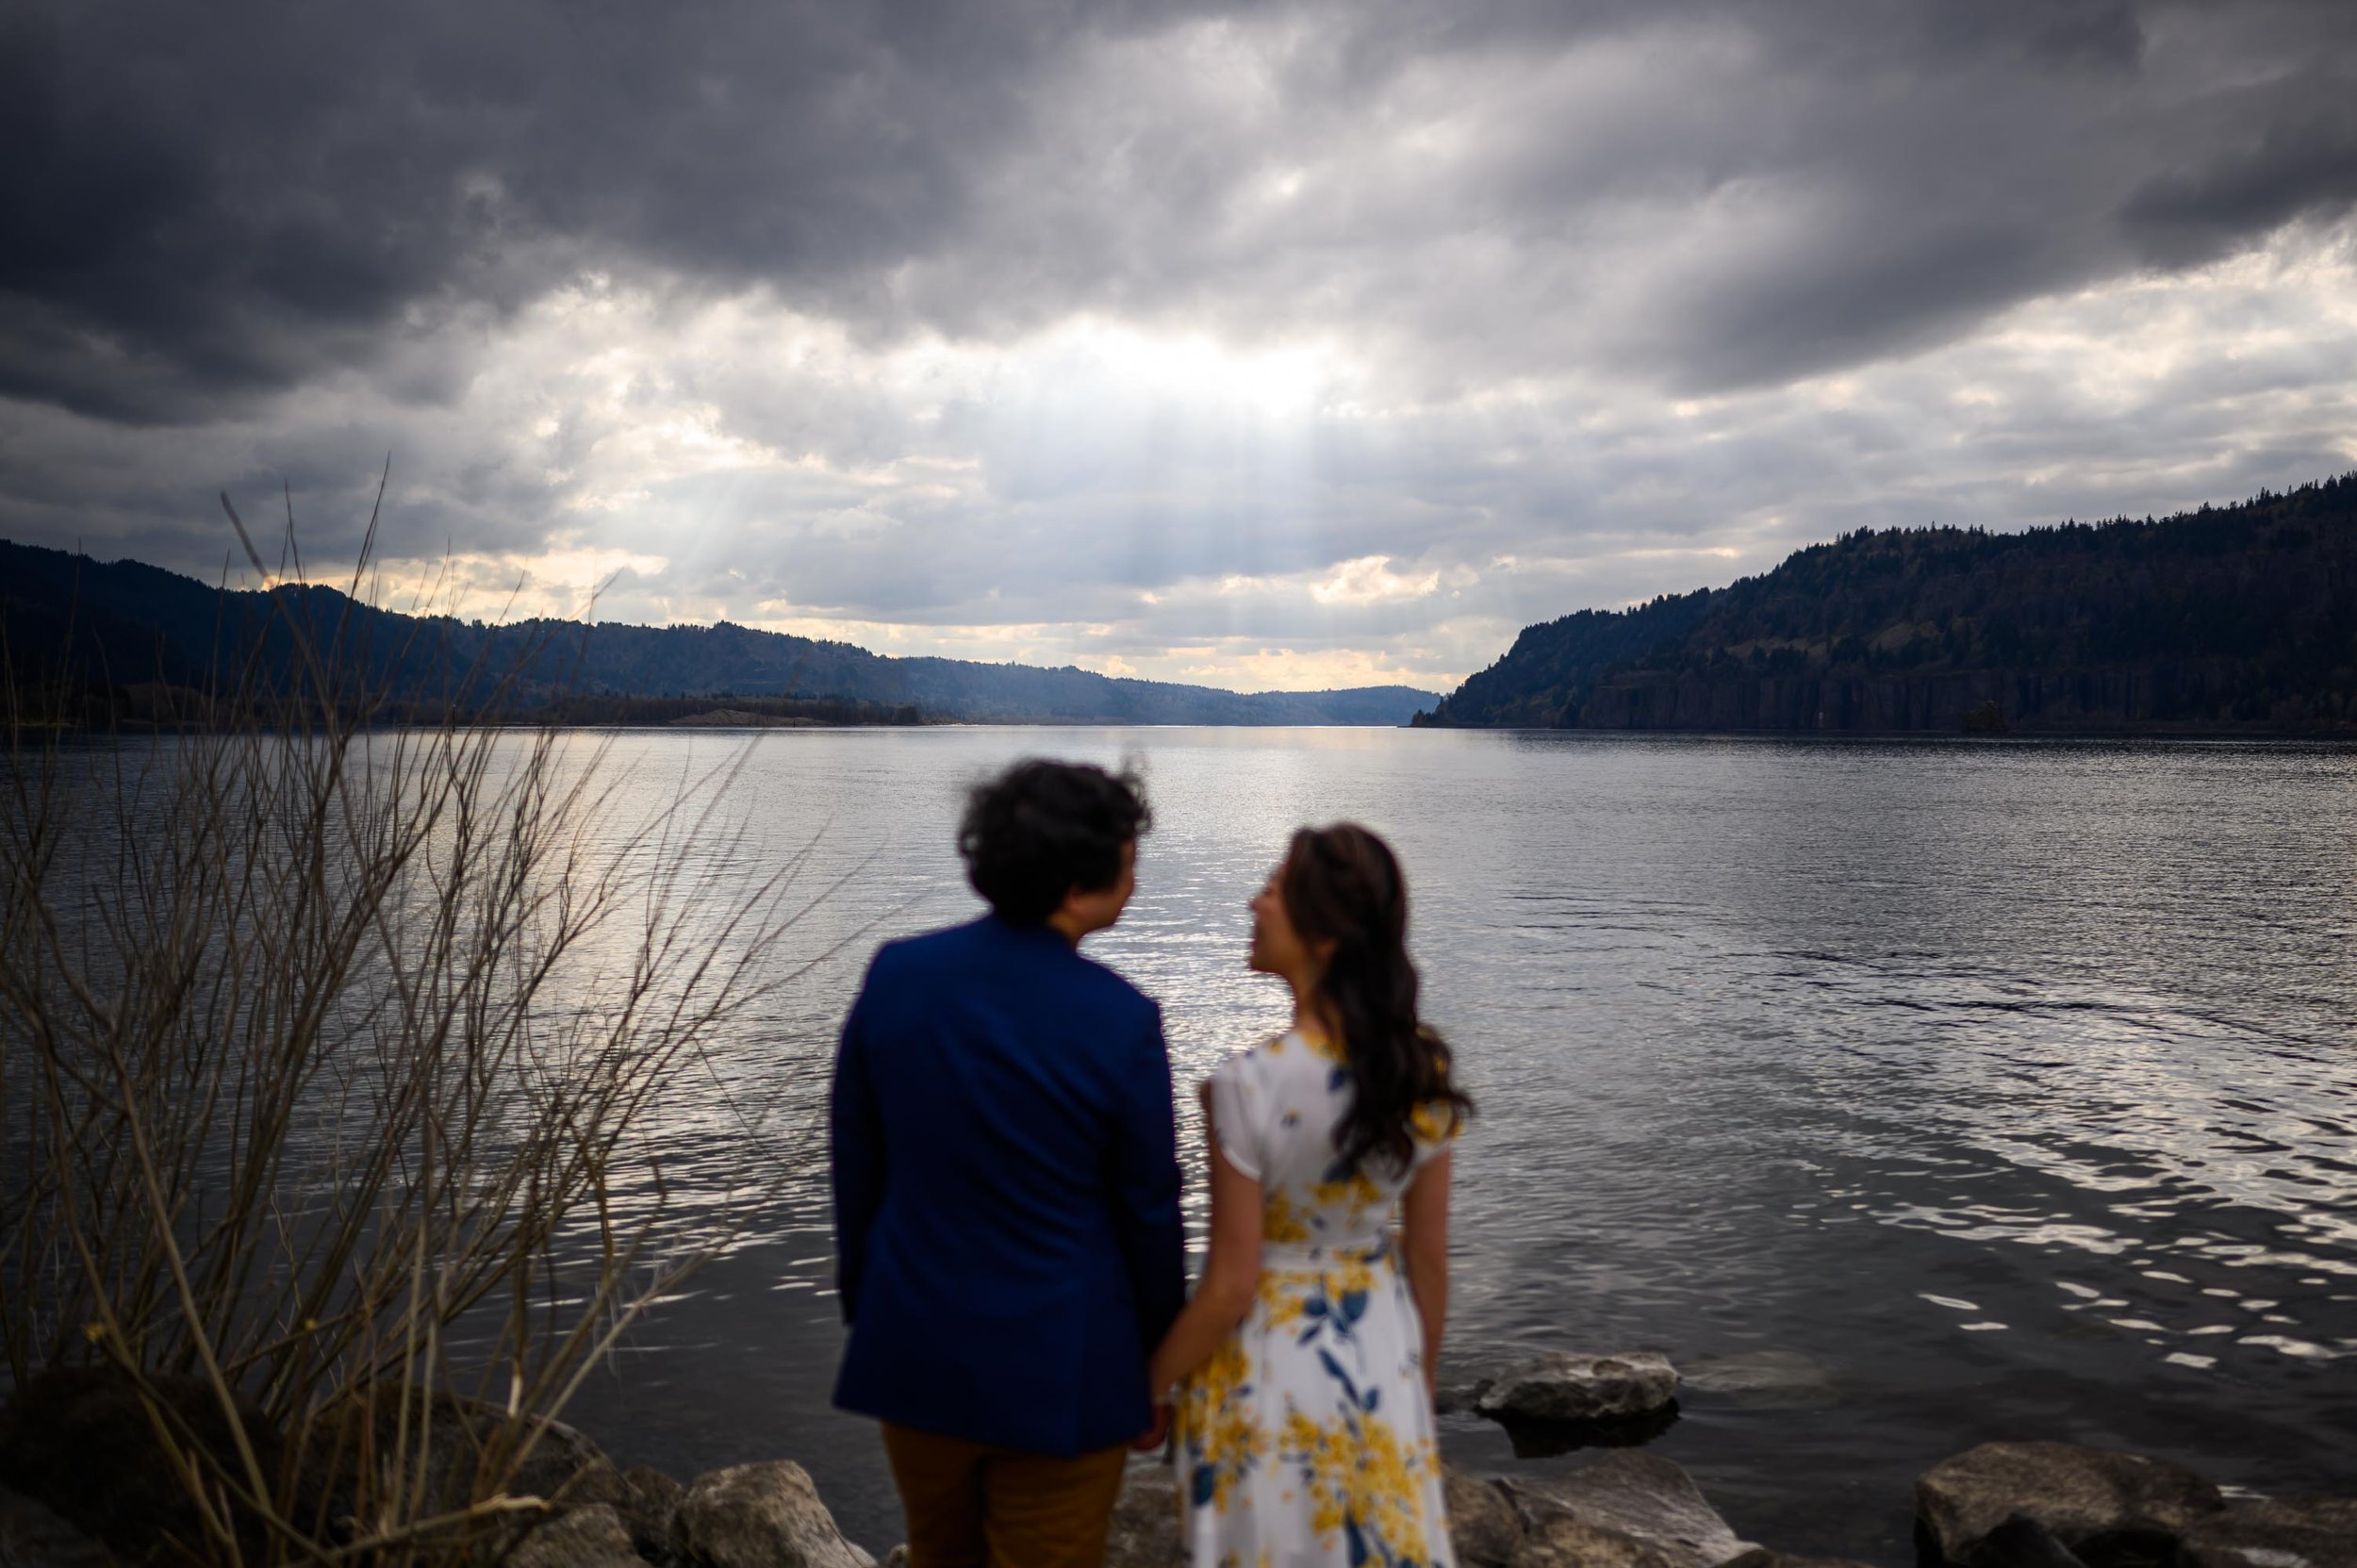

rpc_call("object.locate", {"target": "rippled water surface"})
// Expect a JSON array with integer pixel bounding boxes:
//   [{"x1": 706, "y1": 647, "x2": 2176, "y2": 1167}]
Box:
[{"x1": 546, "y1": 728, "x2": 2357, "y2": 1561}]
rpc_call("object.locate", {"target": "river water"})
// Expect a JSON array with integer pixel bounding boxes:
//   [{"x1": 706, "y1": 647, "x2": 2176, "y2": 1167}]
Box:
[{"x1": 544, "y1": 727, "x2": 2357, "y2": 1562}]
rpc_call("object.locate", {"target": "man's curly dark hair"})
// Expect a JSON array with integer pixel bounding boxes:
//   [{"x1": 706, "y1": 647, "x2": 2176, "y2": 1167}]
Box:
[{"x1": 958, "y1": 759, "x2": 1151, "y2": 925}]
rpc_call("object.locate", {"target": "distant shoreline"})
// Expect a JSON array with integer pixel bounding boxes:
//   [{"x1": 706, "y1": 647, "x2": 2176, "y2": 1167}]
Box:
[
  {"x1": 0, "y1": 537, "x2": 1441, "y2": 729},
  {"x1": 21, "y1": 714, "x2": 2357, "y2": 739},
  {"x1": 1412, "y1": 722, "x2": 2357, "y2": 741}
]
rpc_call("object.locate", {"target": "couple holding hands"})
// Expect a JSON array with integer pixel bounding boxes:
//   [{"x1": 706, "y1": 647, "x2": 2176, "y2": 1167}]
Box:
[{"x1": 832, "y1": 759, "x2": 1472, "y2": 1568}]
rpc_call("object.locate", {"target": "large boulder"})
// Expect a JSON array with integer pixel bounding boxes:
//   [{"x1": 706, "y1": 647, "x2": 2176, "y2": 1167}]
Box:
[
  {"x1": 677, "y1": 1461, "x2": 869, "y2": 1568},
  {"x1": 301, "y1": 1391, "x2": 612, "y2": 1527},
  {"x1": 0, "y1": 1368, "x2": 283, "y2": 1565},
  {"x1": 1917, "y1": 1444, "x2": 2224, "y2": 1568},
  {"x1": 1443, "y1": 1466, "x2": 1524, "y2": 1566},
  {"x1": 2183, "y1": 1496, "x2": 2357, "y2": 1568},
  {"x1": 1957, "y1": 1514, "x2": 2097, "y2": 1568},
  {"x1": 498, "y1": 1415, "x2": 614, "y2": 1508},
  {"x1": 0, "y1": 1369, "x2": 628, "y2": 1564},
  {"x1": 506, "y1": 1503, "x2": 644, "y2": 1568},
  {"x1": 1503, "y1": 1451, "x2": 1755, "y2": 1568},
  {"x1": 618, "y1": 1465, "x2": 686, "y2": 1563},
  {"x1": 1475, "y1": 1354, "x2": 1681, "y2": 1428},
  {"x1": 1104, "y1": 1463, "x2": 1181, "y2": 1568},
  {"x1": 0, "y1": 1482, "x2": 121, "y2": 1567}
]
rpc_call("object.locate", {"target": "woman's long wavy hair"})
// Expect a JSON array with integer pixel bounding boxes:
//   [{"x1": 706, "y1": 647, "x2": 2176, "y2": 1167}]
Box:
[{"x1": 1282, "y1": 823, "x2": 1473, "y2": 1176}]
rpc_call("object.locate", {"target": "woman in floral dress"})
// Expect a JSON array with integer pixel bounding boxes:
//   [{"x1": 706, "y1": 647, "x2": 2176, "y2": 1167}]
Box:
[{"x1": 1148, "y1": 823, "x2": 1474, "y2": 1568}]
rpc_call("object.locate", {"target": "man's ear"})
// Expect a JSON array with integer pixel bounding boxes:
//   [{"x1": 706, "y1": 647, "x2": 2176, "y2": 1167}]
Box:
[{"x1": 1051, "y1": 879, "x2": 1105, "y2": 925}]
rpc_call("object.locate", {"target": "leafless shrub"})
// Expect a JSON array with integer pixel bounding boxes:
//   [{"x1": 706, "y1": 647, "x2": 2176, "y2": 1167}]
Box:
[{"x1": 0, "y1": 487, "x2": 834, "y2": 1565}]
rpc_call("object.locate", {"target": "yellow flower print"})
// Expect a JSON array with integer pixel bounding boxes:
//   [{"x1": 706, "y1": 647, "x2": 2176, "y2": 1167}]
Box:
[
  {"x1": 1259, "y1": 1254, "x2": 1373, "y2": 1334},
  {"x1": 1328, "y1": 1255, "x2": 1375, "y2": 1297},
  {"x1": 1259, "y1": 1270, "x2": 1310, "y2": 1330},
  {"x1": 1180, "y1": 1337, "x2": 1268, "y2": 1514},
  {"x1": 1189, "y1": 1333, "x2": 1251, "y2": 1403},
  {"x1": 1264, "y1": 1189, "x2": 1313, "y2": 1246},
  {"x1": 1409, "y1": 1098, "x2": 1461, "y2": 1148},
  {"x1": 1310, "y1": 1169, "x2": 1388, "y2": 1230},
  {"x1": 1260, "y1": 1253, "x2": 1381, "y2": 1350},
  {"x1": 1278, "y1": 1402, "x2": 1435, "y2": 1565}
]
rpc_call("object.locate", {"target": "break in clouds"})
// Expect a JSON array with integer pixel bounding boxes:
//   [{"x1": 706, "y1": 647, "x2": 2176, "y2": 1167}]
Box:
[{"x1": 5, "y1": 0, "x2": 2357, "y2": 689}]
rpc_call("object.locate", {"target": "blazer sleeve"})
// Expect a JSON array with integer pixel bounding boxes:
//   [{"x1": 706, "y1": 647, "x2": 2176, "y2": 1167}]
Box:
[
  {"x1": 1112, "y1": 999, "x2": 1188, "y2": 1357},
  {"x1": 830, "y1": 969, "x2": 886, "y2": 1326}
]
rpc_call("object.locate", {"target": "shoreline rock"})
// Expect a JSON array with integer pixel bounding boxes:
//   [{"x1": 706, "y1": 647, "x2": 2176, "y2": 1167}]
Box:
[
  {"x1": 1503, "y1": 1450, "x2": 1755, "y2": 1568},
  {"x1": 509, "y1": 1503, "x2": 643, "y2": 1568},
  {"x1": 0, "y1": 1481, "x2": 120, "y2": 1567},
  {"x1": 678, "y1": 1461, "x2": 874, "y2": 1568},
  {"x1": 1917, "y1": 1442, "x2": 2224, "y2": 1568},
  {"x1": 619, "y1": 1463, "x2": 688, "y2": 1560},
  {"x1": 1104, "y1": 1461, "x2": 1181, "y2": 1567},
  {"x1": 4, "y1": 1365, "x2": 2352, "y2": 1568},
  {"x1": 2185, "y1": 1496, "x2": 2357, "y2": 1568},
  {"x1": 1447, "y1": 1467, "x2": 1525, "y2": 1567},
  {"x1": 1454, "y1": 1351, "x2": 1685, "y2": 1457},
  {"x1": 1472, "y1": 1352, "x2": 1682, "y2": 1428}
]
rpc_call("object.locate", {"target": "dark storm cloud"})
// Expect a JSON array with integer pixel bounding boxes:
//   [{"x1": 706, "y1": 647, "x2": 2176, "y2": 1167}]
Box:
[
  {"x1": 0, "y1": 0, "x2": 1195, "y2": 422},
  {"x1": 2122, "y1": 81, "x2": 2357, "y2": 264},
  {"x1": 6, "y1": 0, "x2": 2356, "y2": 425}
]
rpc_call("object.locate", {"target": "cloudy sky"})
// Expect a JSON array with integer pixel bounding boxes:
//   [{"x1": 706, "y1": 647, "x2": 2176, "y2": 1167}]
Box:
[{"x1": 6, "y1": 0, "x2": 2355, "y2": 692}]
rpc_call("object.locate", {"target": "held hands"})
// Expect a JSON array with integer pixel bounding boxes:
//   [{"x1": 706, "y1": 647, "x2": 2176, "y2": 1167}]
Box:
[{"x1": 1133, "y1": 1399, "x2": 1174, "y2": 1452}]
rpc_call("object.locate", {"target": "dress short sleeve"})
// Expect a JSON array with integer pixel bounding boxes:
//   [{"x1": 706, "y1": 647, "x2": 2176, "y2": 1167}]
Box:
[
  {"x1": 1204, "y1": 1051, "x2": 1266, "y2": 1181},
  {"x1": 1409, "y1": 1098, "x2": 1462, "y2": 1172}
]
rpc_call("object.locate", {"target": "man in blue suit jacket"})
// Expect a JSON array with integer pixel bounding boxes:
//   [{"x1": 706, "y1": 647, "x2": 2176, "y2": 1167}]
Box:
[{"x1": 832, "y1": 760, "x2": 1186, "y2": 1568}]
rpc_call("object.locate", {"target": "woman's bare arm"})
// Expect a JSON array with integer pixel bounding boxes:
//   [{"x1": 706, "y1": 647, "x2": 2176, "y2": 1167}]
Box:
[
  {"x1": 1399, "y1": 1147, "x2": 1453, "y2": 1400},
  {"x1": 1147, "y1": 1088, "x2": 1265, "y2": 1397}
]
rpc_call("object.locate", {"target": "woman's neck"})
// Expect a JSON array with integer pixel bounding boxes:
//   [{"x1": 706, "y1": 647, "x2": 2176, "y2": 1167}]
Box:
[{"x1": 1288, "y1": 978, "x2": 1342, "y2": 1044}]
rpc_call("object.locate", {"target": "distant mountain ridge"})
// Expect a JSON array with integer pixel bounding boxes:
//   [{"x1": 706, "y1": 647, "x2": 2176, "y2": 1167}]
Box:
[
  {"x1": 1420, "y1": 475, "x2": 2357, "y2": 734},
  {"x1": 0, "y1": 540, "x2": 1436, "y2": 726}
]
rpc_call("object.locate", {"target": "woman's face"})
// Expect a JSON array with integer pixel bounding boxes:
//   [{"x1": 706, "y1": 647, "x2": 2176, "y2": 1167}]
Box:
[{"x1": 1247, "y1": 861, "x2": 1313, "y2": 981}]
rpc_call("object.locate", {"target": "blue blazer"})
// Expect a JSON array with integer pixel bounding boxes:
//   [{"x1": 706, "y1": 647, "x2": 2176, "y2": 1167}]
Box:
[{"x1": 830, "y1": 915, "x2": 1186, "y2": 1455}]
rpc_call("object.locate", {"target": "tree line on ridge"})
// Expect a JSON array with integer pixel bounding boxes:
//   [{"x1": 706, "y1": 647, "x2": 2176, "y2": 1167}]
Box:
[{"x1": 1418, "y1": 474, "x2": 2357, "y2": 734}]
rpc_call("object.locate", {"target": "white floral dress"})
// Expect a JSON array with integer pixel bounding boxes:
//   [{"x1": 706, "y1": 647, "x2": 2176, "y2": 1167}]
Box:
[{"x1": 1177, "y1": 1030, "x2": 1459, "y2": 1568}]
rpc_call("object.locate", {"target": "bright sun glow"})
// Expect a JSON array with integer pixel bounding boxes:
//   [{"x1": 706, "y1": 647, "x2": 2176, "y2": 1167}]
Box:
[{"x1": 1051, "y1": 319, "x2": 1335, "y2": 418}]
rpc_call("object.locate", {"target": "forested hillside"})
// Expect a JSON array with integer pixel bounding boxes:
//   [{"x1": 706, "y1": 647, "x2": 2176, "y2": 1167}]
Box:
[
  {"x1": 0, "y1": 542, "x2": 1433, "y2": 726},
  {"x1": 1420, "y1": 476, "x2": 2357, "y2": 734}
]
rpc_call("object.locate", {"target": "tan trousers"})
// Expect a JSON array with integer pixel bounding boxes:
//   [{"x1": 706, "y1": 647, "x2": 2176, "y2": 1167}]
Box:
[{"x1": 882, "y1": 1422, "x2": 1130, "y2": 1568}]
